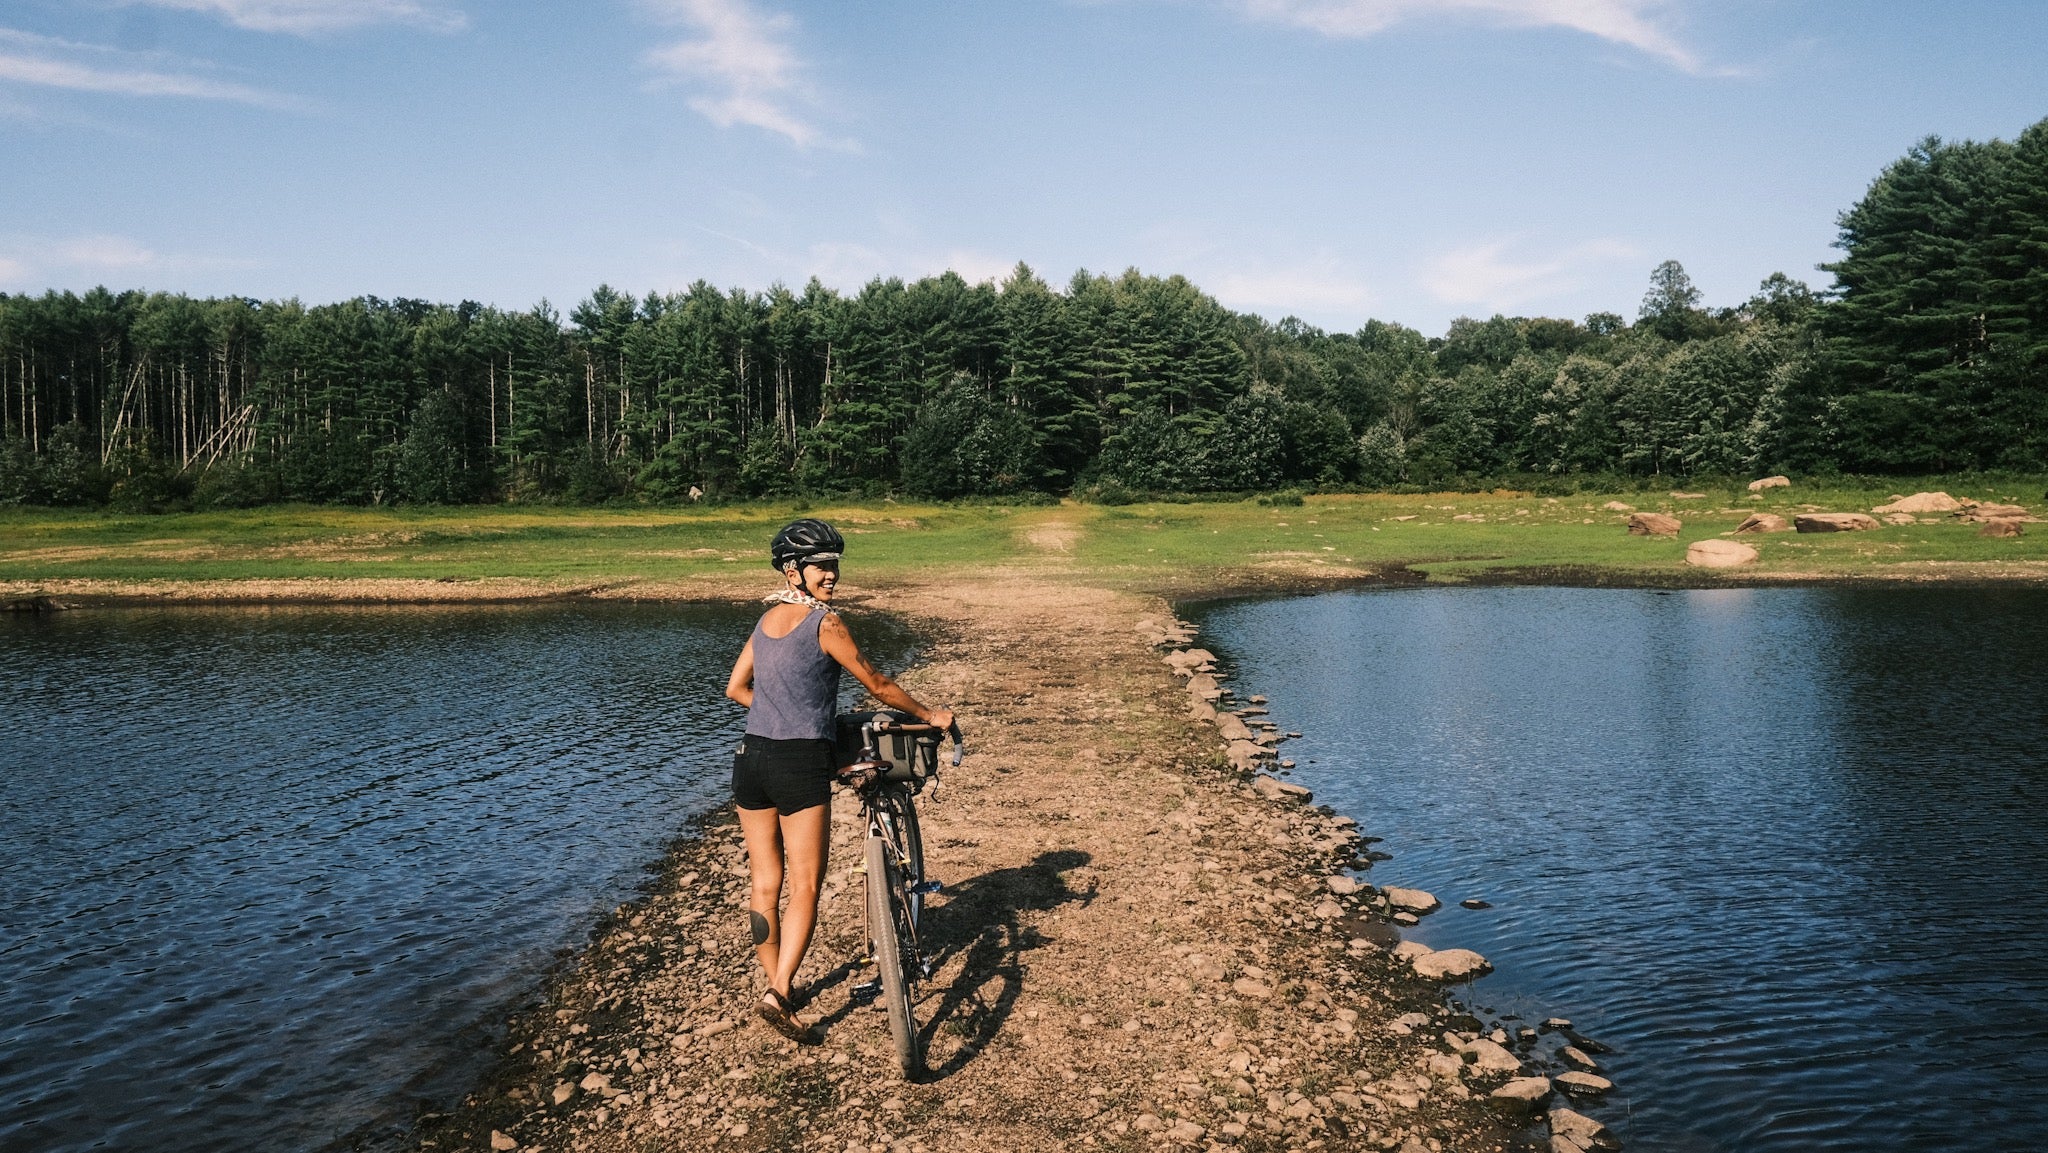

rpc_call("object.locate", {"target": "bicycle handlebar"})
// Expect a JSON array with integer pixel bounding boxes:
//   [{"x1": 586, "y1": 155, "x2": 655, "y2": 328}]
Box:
[{"x1": 865, "y1": 716, "x2": 965, "y2": 766}]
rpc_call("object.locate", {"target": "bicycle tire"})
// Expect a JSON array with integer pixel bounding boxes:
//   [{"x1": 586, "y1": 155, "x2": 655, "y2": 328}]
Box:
[
  {"x1": 883, "y1": 788, "x2": 927, "y2": 927},
  {"x1": 865, "y1": 832, "x2": 922, "y2": 1077}
]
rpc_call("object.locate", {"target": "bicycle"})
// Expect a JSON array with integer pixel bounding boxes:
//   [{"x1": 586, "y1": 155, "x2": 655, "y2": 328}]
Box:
[{"x1": 835, "y1": 710, "x2": 962, "y2": 1078}]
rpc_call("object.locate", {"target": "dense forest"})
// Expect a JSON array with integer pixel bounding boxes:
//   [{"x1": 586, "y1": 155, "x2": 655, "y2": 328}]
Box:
[{"x1": 3, "y1": 119, "x2": 2044, "y2": 510}]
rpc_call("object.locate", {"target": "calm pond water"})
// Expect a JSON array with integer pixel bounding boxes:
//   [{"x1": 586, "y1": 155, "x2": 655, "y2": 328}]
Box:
[
  {"x1": 0, "y1": 603, "x2": 910, "y2": 1153},
  {"x1": 1186, "y1": 586, "x2": 2048, "y2": 1153}
]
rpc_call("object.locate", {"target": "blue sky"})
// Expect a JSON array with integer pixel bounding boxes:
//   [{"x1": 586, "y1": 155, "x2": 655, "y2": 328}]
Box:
[{"x1": 4, "y1": 1, "x2": 2045, "y2": 334}]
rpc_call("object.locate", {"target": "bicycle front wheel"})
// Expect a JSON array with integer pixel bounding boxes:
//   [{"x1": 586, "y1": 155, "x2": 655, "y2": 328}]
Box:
[
  {"x1": 879, "y1": 789, "x2": 927, "y2": 927},
  {"x1": 865, "y1": 832, "x2": 922, "y2": 1078}
]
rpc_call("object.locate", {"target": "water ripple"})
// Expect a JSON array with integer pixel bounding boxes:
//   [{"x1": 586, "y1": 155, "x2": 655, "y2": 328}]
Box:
[
  {"x1": 0, "y1": 603, "x2": 911, "y2": 1153},
  {"x1": 1190, "y1": 586, "x2": 2048, "y2": 1153}
]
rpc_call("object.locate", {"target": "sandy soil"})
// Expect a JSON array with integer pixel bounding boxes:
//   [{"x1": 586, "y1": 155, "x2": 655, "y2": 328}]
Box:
[{"x1": 383, "y1": 566, "x2": 1560, "y2": 1153}]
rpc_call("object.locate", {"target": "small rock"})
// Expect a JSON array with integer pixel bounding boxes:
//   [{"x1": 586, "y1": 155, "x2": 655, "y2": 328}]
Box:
[
  {"x1": 1166, "y1": 1120, "x2": 1206, "y2": 1143},
  {"x1": 1980, "y1": 518, "x2": 2025, "y2": 538},
  {"x1": 551, "y1": 1082, "x2": 577, "y2": 1107},
  {"x1": 1555, "y1": 1071, "x2": 1614, "y2": 1096},
  {"x1": 1561, "y1": 1046, "x2": 1599, "y2": 1070},
  {"x1": 1326, "y1": 875, "x2": 1362, "y2": 896},
  {"x1": 1460, "y1": 898, "x2": 1491, "y2": 910},
  {"x1": 1312, "y1": 898, "x2": 1345, "y2": 919},
  {"x1": 1132, "y1": 1112, "x2": 1163, "y2": 1132},
  {"x1": 1602, "y1": 501, "x2": 1635, "y2": 512},
  {"x1": 1413, "y1": 948, "x2": 1492, "y2": 981},
  {"x1": 1426, "y1": 1052, "x2": 1464, "y2": 1079},
  {"x1": 1882, "y1": 511, "x2": 1918, "y2": 525},
  {"x1": 1747, "y1": 475, "x2": 1791, "y2": 491},
  {"x1": 1392, "y1": 911, "x2": 1419, "y2": 926},
  {"x1": 1670, "y1": 491, "x2": 1707, "y2": 499},
  {"x1": 1232, "y1": 977, "x2": 1273, "y2": 999},
  {"x1": 1627, "y1": 512, "x2": 1681, "y2": 537},
  {"x1": 1542, "y1": 1017, "x2": 1572, "y2": 1030},
  {"x1": 579, "y1": 1072, "x2": 612, "y2": 1093},
  {"x1": 490, "y1": 1132, "x2": 516, "y2": 1151},
  {"x1": 1390, "y1": 940, "x2": 1433, "y2": 962},
  {"x1": 1795, "y1": 512, "x2": 1879, "y2": 532}
]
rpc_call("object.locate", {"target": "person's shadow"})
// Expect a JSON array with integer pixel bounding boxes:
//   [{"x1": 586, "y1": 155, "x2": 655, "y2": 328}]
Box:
[{"x1": 809, "y1": 849, "x2": 1094, "y2": 1078}]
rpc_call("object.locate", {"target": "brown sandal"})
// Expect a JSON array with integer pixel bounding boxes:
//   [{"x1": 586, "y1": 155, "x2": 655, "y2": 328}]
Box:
[{"x1": 756, "y1": 990, "x2": 817, "y2": 1044}]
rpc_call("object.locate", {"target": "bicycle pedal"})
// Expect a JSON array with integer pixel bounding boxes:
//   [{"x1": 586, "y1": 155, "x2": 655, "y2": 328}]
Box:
[
  {"x1": 917, "y1": 961, "x2": 934, "y2": 981},
  {"x1": 912, "y1": 879, "x2": 943, "y2": 895},
  {"x1": 849, "y1": 980, "x2": 880, "y2": 1004}
]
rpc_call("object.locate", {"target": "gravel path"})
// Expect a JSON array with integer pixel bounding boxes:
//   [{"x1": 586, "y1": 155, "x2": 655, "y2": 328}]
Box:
[{"x1": 413, "y1": 567, "x2": 1535, "y2": 1153}]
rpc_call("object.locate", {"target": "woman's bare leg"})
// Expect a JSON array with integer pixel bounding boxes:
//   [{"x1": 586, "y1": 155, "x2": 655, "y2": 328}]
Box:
[
  {"x1": 771, "y1": 804, "x2": 831, "y2": 1000},
  {"x1": 736, "y1": 805, "x2": 786, "y2": 984}
]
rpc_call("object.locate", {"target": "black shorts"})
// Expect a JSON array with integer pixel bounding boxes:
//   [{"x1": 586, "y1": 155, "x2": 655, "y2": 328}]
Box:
[{"x1": 732, "y1": 736, "x2": 836, "y2": 813}]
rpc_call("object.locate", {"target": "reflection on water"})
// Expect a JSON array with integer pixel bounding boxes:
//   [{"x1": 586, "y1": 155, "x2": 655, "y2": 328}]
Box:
[
  {"x1": 0, "y1": 603, "x2": 910, "y2": 1153},
  {"x1": 1188, "y1": 587, "x2": 2048, "y2": 1153}
]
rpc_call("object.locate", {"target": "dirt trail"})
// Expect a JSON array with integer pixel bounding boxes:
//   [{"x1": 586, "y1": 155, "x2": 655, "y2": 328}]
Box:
[{"x1": 414, "y1": 565, "x2": 1541, "y2": 1153}]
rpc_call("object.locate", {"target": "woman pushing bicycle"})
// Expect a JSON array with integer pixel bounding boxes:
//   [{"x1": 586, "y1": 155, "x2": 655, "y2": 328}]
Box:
[{"x1": 724, "y1": 518, "x2": 954, "y2": 1042}]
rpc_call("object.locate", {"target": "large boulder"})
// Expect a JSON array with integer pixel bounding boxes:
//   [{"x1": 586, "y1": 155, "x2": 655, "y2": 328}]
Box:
[
  {"x1": 1227, "y1": 740, "x2": 1272, "y2": 770},
  {"x1": 1601, "y1": 500, "x2": 1635, "y2": 512},
  {"x1": 1795, "y1": 513, "x2": 1880, "y2": 533},
  {"x1": 1872, "y1": 491, "x2": 1960, "y2": 514},
  {"x1": 1186, "y1": 674, "x2": 1222, "y2": 702},
  {"x1": 1383, "y1": 887, "x2": 1440, "y2": 914},
  {"x1": 1979, "y1": 518, "x2": 2026, "y2": 538},
  {"x1": 1626, "y1": 512, "x2": 1681, "y2": 537},
  {"x1": 1550, "y1": 1107, "x2": 1620, "y2": 1151},
  {"x1": 1733, "y1": 512, "x2": 1790, "y2": 533},
  {"x1": 1216, "y1": 713, "x2": 1255, "y2": 742},
  {"x1": 1686, "y1": 539, "x2": 1758, "y2": 568},
  {"x1": 1747, "y1": 475, "x2": 1791, "y2": 491},
  {"x1": 1251, "y1": 774, "x2": 1311, "y2": 802},
  {"x1": 1412, "y1": 948, "x2": 1492, "y2": 981},
  {"x1": 1459, "y1": 1037, "x2": 1523, "y2": 1074},
  {"x1": 1489, "y1": 1077, "x2": 1552, "y2": 1117},
  {"x1": 1554, "y1": 1071, "x2": 1614, "y2": 1097},
  {"x1": 1961, "y1": 502, "x2": 2035, "y2": 522}
]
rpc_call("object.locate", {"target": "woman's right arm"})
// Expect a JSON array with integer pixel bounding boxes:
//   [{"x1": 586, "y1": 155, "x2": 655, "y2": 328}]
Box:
[
  {"x1": 725, "y1": 639, "x2": 756, "y2": 709},
  {"x1": 817, "y1": 614, "x2": 953, "y2": 730}
]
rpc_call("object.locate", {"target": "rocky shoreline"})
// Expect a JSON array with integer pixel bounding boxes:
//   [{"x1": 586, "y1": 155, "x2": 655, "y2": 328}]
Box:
[{"x1": 401, "y1": 570, "x2": 1617, "y2": 1153}]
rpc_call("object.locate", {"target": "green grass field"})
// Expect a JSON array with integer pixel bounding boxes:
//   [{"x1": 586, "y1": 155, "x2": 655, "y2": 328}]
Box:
[{"x1": 2, "y1": 477, "x2": 2043, "y2": 595}]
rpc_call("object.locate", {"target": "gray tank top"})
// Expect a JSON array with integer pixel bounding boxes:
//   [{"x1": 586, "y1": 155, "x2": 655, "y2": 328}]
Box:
[{"x1": 744, "y1": 609, "x2": 840, "y2": 741}]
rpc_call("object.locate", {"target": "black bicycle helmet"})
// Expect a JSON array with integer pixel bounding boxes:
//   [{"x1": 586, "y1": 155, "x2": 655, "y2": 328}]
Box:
[{"x1": 769, "y1": 518, "x2": 846, "y2": 571}]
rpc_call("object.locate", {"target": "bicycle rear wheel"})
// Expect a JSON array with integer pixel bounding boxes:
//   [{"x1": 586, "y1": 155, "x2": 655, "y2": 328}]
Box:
[{"x1": 865, "y1": 833, "x2": 922, "y2": 1077}]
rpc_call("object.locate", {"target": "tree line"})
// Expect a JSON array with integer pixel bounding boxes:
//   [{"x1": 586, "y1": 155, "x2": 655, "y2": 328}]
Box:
[{"x1": 3, "y1": 118, "x2": 2044, "y2": 510}]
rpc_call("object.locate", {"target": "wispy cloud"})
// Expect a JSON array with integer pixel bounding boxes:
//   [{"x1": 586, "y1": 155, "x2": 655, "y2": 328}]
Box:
[
  {"x1": 122, "y1": 0, "x2": 467, "y2": 36},
  {"x1": 1234, "y1": 0, "x2": 1714, "y2": 73},
  {"x1": 1210, "y1": 256, "x2": 1377, "y2": 320},
  {"x1": 0, "y1": 27, "x2": 287, "y2": 104},
  {"x1": 641, "y1": 0, "x2": 836, "y2": 148},
  {"x1": 0, "y1": 231, "x2": 265, "y2": 290},
  {"x1": 1422, "y1": 237, "x2": 1639, "y2": 310}
]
